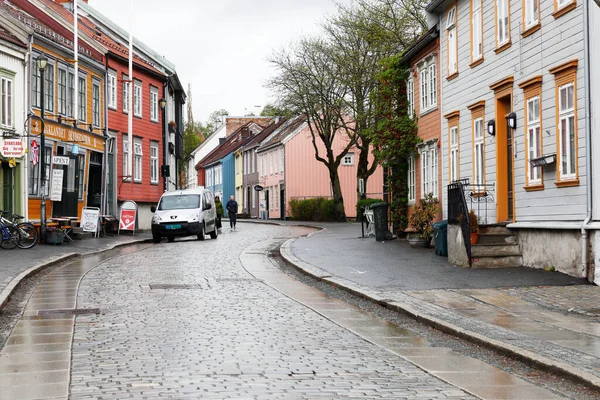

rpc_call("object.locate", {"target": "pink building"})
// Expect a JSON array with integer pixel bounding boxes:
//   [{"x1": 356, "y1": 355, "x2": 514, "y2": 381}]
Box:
[{"x1": 257, "y1": 116, "x2": 383, "y2": 219}]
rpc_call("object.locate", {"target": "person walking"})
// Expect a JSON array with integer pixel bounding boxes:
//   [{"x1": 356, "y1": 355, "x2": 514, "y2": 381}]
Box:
[
  {"x1": 226, "y1": 195, "x2": 238, "y2": 232},
  {"x1": 214, "y1": 196, "x2": 224, "y2": 230}
]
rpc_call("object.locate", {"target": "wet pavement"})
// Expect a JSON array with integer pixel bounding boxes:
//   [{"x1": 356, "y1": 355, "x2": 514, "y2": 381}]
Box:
[
  {"x1": 0, "y1": 224, "x2": 567, "y2": 399},
  {"x1": 280, "y1": 222, "x2": 600, "y2": 390}
]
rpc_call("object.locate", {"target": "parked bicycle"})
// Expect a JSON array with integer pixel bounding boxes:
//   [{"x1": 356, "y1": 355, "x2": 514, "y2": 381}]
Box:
[{"x1": 0, "y1": 210, "x2": 38, "y2": 249}]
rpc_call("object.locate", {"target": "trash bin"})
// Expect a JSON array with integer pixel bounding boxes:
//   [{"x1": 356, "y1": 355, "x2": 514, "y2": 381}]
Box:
[
  {"x1": 432, "y1": 220, "x2": 448, "y2": 257},
  {"x1": 370, "y1": 202, "x2": 389, "y2": 242}
]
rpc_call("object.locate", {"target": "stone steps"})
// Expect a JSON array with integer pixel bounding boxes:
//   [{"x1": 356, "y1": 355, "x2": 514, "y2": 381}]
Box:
[
  {"x1": 471, "y1": 255, "x2": 523, "y2": 268},
  {"x1": 471, "y1": 225, "x2": 522, "y2": 268}
]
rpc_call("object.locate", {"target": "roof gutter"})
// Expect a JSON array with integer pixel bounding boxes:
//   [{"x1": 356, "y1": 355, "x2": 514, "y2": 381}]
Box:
[
  {"x1": 399, "y1": 26, "x2": 439, "y2": 65},
  {"x1": 425, "y1": 0, "x2": 447, "y2": 12}
]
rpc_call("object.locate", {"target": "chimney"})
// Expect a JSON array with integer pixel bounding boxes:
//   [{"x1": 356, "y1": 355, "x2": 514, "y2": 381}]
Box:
[
  {"x1": 219, "y1": 138, "x2": 226, "y2": 146},
  {"x1": 241, "y1": 126, "x2": 250, "y2": 138}
]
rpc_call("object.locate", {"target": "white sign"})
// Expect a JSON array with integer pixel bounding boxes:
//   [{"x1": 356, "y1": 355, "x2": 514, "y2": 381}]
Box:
[
  {"x1": 0, "y1": 138, "x2": 25, "y2": 158},
  {"x1": 81, "y1": 208, "x2": 100, "y2": 233},
  {"x1": 50, "y1": 169, "x2": 64, "y2": 202},
  {"x1": 52, "y1": 156, "x2": 70, "y2": 165}
]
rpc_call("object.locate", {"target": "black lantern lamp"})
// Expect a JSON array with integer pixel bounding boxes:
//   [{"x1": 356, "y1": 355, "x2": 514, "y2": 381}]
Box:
[
  {"x1": 507, "y1": 112, "x2": 517, "y2": 129},
  {"x1": 487, "y1": 119, "x2": 495, "y2": 136},
  {"x1": 159, "y1": 98, "x2": 167, "y2": 109}
]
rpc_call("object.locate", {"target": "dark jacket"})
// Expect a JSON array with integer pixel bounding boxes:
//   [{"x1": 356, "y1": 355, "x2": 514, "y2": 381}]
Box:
[{"x1": 226, "y1": 200, "x2": 238, "y2": 215}]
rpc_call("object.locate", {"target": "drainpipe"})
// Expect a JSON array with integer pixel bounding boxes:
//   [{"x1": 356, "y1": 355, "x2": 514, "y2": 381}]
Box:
[
  {"x1": 582, "y1": 0, "x2": 593, "y2": 280},
  {"x1": 163, "y1": 79, "x2": 169, "y2": 192},
  {"x1": 23, "y1": 34, "x2": 33, "y2": 220},
  {"x1": 102, "y1": 56, "x2": 110, "y2": 215}
]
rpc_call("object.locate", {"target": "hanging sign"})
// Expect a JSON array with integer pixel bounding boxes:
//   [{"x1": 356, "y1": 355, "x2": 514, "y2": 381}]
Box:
[
  {"x1": 50, "y1": 169, "x2": 64, "y2": 202},
  {"x1": 30, "y1": 140, "x2": 39, "y2": 166},
  {"x1": 52, "y1": 156, "x2": 70, "y2": 165},
  {"x1": 254, "y1": 185, "x2": 264, "y2": 192},
  {"x1": 0, "y1": 138, "x2": 25, "y2": 158}
]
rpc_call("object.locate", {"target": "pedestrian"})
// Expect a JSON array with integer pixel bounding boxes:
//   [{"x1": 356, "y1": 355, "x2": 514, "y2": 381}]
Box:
[
  {"x1": 214, "y1": 195, "x2": 223, "y2": 230},
  {"x1": 226, "y1": 195, "x2": 238, "y2": 232}
]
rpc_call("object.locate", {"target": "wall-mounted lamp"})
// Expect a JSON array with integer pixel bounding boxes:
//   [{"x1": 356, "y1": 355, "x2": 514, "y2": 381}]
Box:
[
  {"x1": 487, "y1": 119, "x2": 495, "y2": 136},
  {"x1": 507, "y1": 112, "x2": 517, "y2": 129},
  {"x1": 159, "y1": 98, "x2": 167, "y2": 109}
]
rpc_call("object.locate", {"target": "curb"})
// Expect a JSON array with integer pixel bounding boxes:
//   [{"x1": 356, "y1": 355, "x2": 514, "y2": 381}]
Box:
[
  {"x1": 0, "y1": 237, "x2": 151, "y2": 311},
  {"x1": 279, "y1": 237, "x2": 600, "y2": 391}
]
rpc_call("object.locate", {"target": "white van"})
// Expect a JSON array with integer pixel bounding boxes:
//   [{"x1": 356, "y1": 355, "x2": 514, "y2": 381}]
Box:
[{"x1": 150, "y1": 187, "x2": 218, "y2": 243}]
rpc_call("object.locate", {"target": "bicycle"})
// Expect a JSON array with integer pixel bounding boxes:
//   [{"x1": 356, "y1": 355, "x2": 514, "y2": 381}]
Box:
[
  {"x1": 0, "y1": 210, "x2": 38, "y2": 249},
  {"x1": 0, "y1": 213, "x2": 21, "y2": 250}
]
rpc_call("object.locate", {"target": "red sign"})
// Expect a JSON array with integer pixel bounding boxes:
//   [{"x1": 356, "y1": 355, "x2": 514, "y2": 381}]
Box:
[
  {"x1": 119, "y1": 209, "x2": 136, "y2": 231},
  {"x1": 0, "y1": 138, "x2": 25, "y2": 158}
]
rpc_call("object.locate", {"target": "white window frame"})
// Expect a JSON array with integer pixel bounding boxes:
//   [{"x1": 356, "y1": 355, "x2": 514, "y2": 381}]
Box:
[
  {"x1": 280, "y1": 148, "x2": 284, "y2": 173},
  {"x1": 108, "y1": 70, "x2": 117, "y2": 109},
  {"x1": 134, "y1": 80, "x2": 142, "y2": 117},
  {"x1": 134, "y1": 139, "x2": 143, "y2": 182},
  {"x1": 122, "y1": 138, "x2": 130, "y2": 179},
  {"x1": 122, "y1": 75, "x2": 130, "y2": 113},
  {"x1": 1, "y1": 76, "x2": 14, "y2": 127},
  {"x1": 407, "y1": 77, "x2": 415, "y2": 117},
  {"x1": 150, "y1": 141, "x2": 159, "y2": 184},
  {"x1": 68, "y1": 71, "x2": 75, "y2": 119},
  {"x1": 408, "y1": 156, "x2": 416, "y2": 204},
  {"x1": 473, "y1": 118, "x2": 484, "y2": 187},
  {"x1": 421, "y1": 151, "x2": 430, "y2": 198},
  {"x1": 450, "y1": 126, "x2": 459, "y2": 182},
  {"x1": 419, "y1": 60, "x2": 437, "y2": 113},
  {"x1": 446, "y1": 7, "x2": 457, "y2": 76},
  {"x1": 92, "y1": 80, "x2": 101, "y2": 127},
  {"x1": 525, "y1": 0, "x2": 539, "y2": 29},
  {"x1": 44, "y1": 62, "x2": 54, "y2": 113},
  {"x1": 58, "y1": 67, "x2": 67, "y2": 116},
  {"x1": 472, "y1": 0, "x2": 483, "y2": 61},
  {"x1": 78, "y1": 75, "x2": 86, "y2": 123},
  {"x1": 430, "y1": 148, "x2": 438, "y2": 198},
  {"x1": 558, "y1": 83, "x2": 576, "y2": 180},
  {"x1": 557, "y1": 0, "x2": 574, "y2": 11},
  {"x1": 32, "y1": 58, "x2": 41, "y2": 109},
  {"x1": 527, "y1": 96, "x2": 542, "y2": 184},
  {"x1": 342, "y1": 152, "x2": 355, "y2": 166},
  {"x1": 150, "y1": 86, "x2": 158, "y2": 122},
  {"x1": 497, "y1": 0, "x2": 510, "y2": 46}
]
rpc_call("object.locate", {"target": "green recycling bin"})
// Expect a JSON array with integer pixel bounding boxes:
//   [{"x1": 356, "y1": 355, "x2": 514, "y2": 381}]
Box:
[
  {"x1": 432, "y1": 220, "x2": 448, "y2": 257},
  {"x1": 370, "y1": 202, "x2": 389, "y2": 241}
]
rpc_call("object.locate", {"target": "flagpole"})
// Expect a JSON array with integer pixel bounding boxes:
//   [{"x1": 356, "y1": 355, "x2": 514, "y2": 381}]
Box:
[
  {"x1": 128, "y1": 0, "x2": 133, "y2": 181},
  {"x1": 74, "y1": 0, "x2": 78, "y2": 124}
]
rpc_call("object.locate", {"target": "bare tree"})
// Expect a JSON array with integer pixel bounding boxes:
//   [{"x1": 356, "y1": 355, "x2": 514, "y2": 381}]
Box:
[{"x1": 268, "y1": 38, "x2": 355, "y2": 221}]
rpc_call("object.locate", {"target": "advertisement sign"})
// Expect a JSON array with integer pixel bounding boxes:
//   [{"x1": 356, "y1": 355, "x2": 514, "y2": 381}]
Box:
[
  {"x1": 0, "y1": 138, "x2": 25, "y2": 158},
  {"x1": 52, "y1": 156, "x2": 70, "y2": 165},
  {"x1": 50, "y1": 169, "x2": 64, "y2": 202},
  {"x1": 81, "y1": 208, "x2": 100, "y2": 233},
  {"x1": 119, "y1": 209, "x2": 136, "y2": 231}
]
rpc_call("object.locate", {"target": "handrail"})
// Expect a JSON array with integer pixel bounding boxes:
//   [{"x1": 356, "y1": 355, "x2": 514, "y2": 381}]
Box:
[{"x1": 448, "y1": 179, "x2": 472, "y2": 267}]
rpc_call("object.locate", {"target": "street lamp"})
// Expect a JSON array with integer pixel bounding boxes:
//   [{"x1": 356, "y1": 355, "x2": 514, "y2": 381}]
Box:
[
  {"x1": 159, "y1": 97, "x2": 168, "y2": 191},
  {"x1": 38, "y1": 55, "x2": 48, "y2": 243}
]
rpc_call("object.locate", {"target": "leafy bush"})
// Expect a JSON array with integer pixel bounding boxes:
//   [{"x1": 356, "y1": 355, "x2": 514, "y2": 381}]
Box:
[
  {"x1": 408, "y1": 193, "x2": 439, "y2": 239},
  {"x1": 290, "y1": 198, "x2": 337, "y2": 221},
  {"x1": 356, "y1": 198, "x2": 383, "y2": 221}
]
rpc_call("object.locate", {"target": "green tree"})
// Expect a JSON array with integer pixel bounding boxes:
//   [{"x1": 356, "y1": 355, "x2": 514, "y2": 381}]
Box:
[
  {"x1": 205, "y1": 109, "x2": 229, "y2": 133},
  {"x1": 260, "y1": 103, "x2": 294, "y2": 117}
]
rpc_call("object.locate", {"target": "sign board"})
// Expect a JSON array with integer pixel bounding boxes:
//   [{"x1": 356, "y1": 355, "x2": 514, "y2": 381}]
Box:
[
  {"x1": 254, "y1": 185, "x2": 264, "y2": 191},
  {"x1": 52, "y1": 156, "x2": 70, "y2": 165},
  {"x1": 81, "y1": 208, "x2": 100, "y2": 234},
  {"x1": 0, "y1": 138, "x2": 25, "y2": 158},
  {"x1": 50, "y1": 169, "x2": 64, "y2": 202},
  {"x1": 119, "y1": 200, "x2": 138, "y2": 234}
]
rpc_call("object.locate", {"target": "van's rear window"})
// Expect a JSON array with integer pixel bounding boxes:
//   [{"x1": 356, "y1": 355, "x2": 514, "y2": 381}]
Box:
[{"x1": 158, "y1": 195, "x2": 201, "y2": 210}]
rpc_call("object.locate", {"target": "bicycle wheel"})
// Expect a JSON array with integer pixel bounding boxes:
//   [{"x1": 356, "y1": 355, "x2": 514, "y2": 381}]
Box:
[
  {"x1": 0, "y1": 226, "x2": 20, "y2": 250},
  {"x1": 17, "y1": 223, "x2": 38, "y2": 249}
]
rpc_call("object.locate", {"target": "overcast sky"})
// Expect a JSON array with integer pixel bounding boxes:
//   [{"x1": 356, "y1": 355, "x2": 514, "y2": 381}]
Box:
[{"x1": 88, "y1": 0, "x2": 351, "y2": 124}]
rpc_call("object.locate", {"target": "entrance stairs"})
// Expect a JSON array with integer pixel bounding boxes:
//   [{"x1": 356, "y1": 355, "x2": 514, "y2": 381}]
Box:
[{"x1": 471, "y1": 225, "x2": 522, "y2": 268}]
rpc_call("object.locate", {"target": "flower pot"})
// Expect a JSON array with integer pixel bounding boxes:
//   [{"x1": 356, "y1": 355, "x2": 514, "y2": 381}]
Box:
[
  {"x1": 45, "y1": 230, "x2": 64, "y2": 245},
  {"x1": 470, "y1": 233, "x2": 479, "y2": 245},
  {"x1": 407, "y1": 236, "x2": 429, "y2": 248}
]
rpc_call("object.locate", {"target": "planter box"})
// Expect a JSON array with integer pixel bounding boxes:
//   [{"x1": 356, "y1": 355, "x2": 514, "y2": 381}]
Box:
[{"x1": 45, "y1": 230, "x2": 64, "y2": 245}]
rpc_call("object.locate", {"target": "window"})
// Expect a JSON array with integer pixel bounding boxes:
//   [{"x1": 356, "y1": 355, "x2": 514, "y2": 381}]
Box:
[
  {"x1": 407, "y1": 77, "x2": 415, "y2": 117},
  {"x1": 122, "y1": 137, "x2": 130, "y2": 179},
  {"x1": 28, "y1": 140, "x2": 52, "y2": 196},
  {"x1": 473, "y1": 118, "x2": 485, "y2": 187},
  {"x1": 524, "y1": 0, "x2": 539, "y2": 29},
  {"x1": 555, "y1": 0, "x2": 575, "y2": 14},
  {"x1": 32, "y1": 59, "x2": 41, "y2": 108},
  {"x1": 150, "y1": 141, "x2": 159, "y2": 184},
  {"x1": 108, "y1": 70, "x2": 117, "y2": 109},
  {"x1": 68, "y1": 72, "x2": 75, "y2": 118},
  {"x1": 431, "y1": 148, "x2": 438, "y2": 198},
  {"x1": 92, "y1": 81, "x2": 100, "y2": 127},
  {"x1": 420, "y1": 148, "x2": 438, "y2": 198},
  {"x1": 450, "y1": 126, "x2": 459, "y2": 182},
  {"x1": 58, "y1": 68, "x2": 67, "y2": 116},
  {"x1": 122, "y1": 75, "x2": 130, "y2": 113},
  {"x1": 342, "y1": 152, "x2": 355, "y2": 166},
  {"x1": 496, "y1": 0, "x2": 510, "y2": 47},
  {"x1": 558, "y1": 83, "x2": 576, "y2": 180},
  {"x1": 280, "y1": 148, "x2": 284, "y2": 173},
  {"x1": 526, "y1": 96, "x2": 542, "y2": 184},
  {"x1": 78, "y1": 76, "x2": 86, "y2": 122},
  {"x1": 252, "y1": 150, "x2": 256, "y2": 173},
  {"x1": 150, "y1": 86, "x2": 158, "y2": 122},
  {"x1": 77, "y1": 154, "x2": 85, "y2": 200},
  {"x1": 270, "y1": 152, "x2": 273, "y2": 174},
  {"x1": 421, "y1": 151, "x2": 429, "y2": 197},
  {"x1": 446, "y1": 6, "x2": 458, "y2": 76},
  {"x1": 44, "y1": 63, "x2": 54, "y2": 113},
  {"x1": 134, "y1": 138, "x2": 143, "y2": 182},
  {"x1": 408, "y1": 156, "x2": 416, "y2": 204},
  {"x1": 134, "y1": 80, "x2": 142, "y2": 117},
  {"x1": 1, "y1": 77, "x2": 13, "y2": 127},
  {"x1": 420, "y1": 61, "x2": 437, "y2": 112},
  {"x1": 471, "y1": 0, "x2": 483, "y2": 62}
]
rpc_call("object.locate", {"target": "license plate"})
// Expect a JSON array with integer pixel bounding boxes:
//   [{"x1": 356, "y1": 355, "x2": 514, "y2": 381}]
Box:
[{"x1": 166, "y1": 224, "x2": 181, "y2": 230}]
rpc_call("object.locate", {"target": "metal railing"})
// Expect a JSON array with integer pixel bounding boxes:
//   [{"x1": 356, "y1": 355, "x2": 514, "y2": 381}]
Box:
[
  {"x1": 448, "y1": 179, "x2": 471, "y2": 267},
  {"x1": 465, "y1": 183, "x2": 495, "y2": 225}
]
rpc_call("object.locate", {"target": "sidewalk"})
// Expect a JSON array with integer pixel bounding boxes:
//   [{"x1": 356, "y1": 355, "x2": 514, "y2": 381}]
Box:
[
  {"x1": 276, "y1": 221, "x2": 600, "y2": 389},
  {"x1": 0, "y1": 232, "x2": 151, "y2": 308}
]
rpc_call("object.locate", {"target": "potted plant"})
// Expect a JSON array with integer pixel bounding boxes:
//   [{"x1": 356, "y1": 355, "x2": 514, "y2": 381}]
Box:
[
  {"x1": 469, "y1": 209, "x2": 480, "y2": 244},
  {"x1": 45, "y1": 226, "x2": 64, "y2": 245},
  {"x1": 407, "y1": 193, "x2": 439, "y2": 248}
]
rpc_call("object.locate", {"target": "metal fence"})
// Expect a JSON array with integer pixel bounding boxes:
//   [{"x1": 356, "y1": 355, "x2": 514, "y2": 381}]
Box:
[{"x1": 447, "y1": 179, "x2": 471, "y2": 267}]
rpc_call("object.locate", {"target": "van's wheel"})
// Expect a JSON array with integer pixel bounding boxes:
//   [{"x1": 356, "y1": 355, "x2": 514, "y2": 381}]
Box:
[
  {"x1": 197, "y1": 223, "x2": 205, "y2": 241},
  {"x1": 209, "y1": 224, "x2": 218, "y2": 239},
  {"x1": 167, "y1": 235, "x2": 175, "y2": 243},
  {"x1": 152, "y1": 234, "x2": 161, "y2": 243}
]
